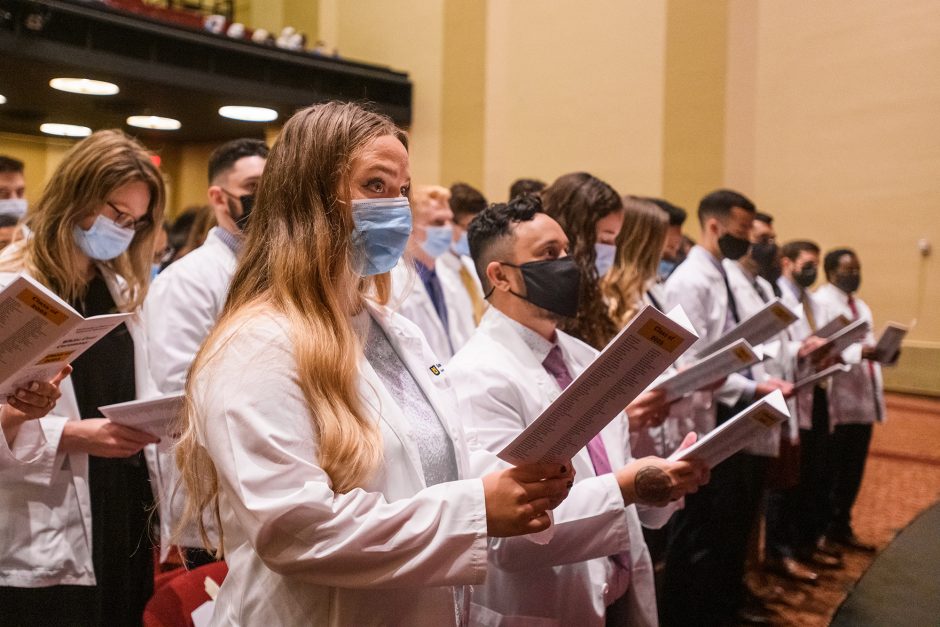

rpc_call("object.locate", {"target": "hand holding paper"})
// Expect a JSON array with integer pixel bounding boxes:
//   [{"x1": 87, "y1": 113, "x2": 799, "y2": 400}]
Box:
[
  {"x1": 618, "y1": 432, "x2": 710, "y2": 507},
  {"x1": 669, "y1": 390, "x2": 790, "y2": 468},
  {"x1": 498, "y1": 305, "x2": 698, "y2": 465},
  {"x1": 652, "y1": 339, "x2": 762, "y2": 403}
]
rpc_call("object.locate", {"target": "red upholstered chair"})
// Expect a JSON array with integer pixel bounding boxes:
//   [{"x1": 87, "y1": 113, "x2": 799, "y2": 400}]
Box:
[{"x1": 144, "y1": 561, "x2": 229, "y2": 627}]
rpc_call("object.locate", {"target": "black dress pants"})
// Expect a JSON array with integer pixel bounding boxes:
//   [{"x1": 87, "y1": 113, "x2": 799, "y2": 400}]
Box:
[
  {"x1": 661, "y1": 402, "x2": 769, "y2": 627},
  {"x1": 827, "y1": 422, "x2": 874, "y2": 536},
  {"x1": 793, "y1": 386, "x2": 833, "y2": 551}
]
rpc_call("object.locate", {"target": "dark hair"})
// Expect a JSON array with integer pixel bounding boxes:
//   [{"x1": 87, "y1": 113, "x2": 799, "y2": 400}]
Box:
[
  {"x1": 0, "y1": 156, "x2": 24, "y2": 174},
  {"x1": 823, "y1": 247, "x2": 856, "y2": 279},
  {"x1": 449, "y1": 182, "x2": 487, "y2": 220},
  {"x1": 0, "y1": 214, "x2": 19, "y2": 227},
  {"x1": 467, "y1": 194, "x2": 543, "y2": 291},
  {"x1": 207, "y1": 138, "x2": 268, "y2": 184},
  {"x1": 780, "y1": 239, "x2": 820, "y2": 261},
  {"x1": 755, "y1": 211, "x2": 774, "y2": 225},
  {"x1": 541, "y1": 172, "x2": 622, "y2": 349},
  {"x1": 509, "y1": 178, "x2": 546, "y2": 201},
  {"x1": 697, "y1": 189, "x2": 756, "y2": 225},
  {"x1": 646, "y1": 197, "x2": 686, "y2": 227}
]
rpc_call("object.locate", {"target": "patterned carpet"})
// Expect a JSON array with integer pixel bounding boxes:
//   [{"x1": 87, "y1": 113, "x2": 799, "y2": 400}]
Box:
[{"x1": 755, "y1": 393, "x2": 940, "y2": 626}]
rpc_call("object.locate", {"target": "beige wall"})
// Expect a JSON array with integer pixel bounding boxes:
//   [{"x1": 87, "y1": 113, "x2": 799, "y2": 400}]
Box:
[
  {"x1": 482, "y1": 0, "x2": 667, "y2": 202},
  {"x1": 725, "y1": 0, "x2": 940, "y2": 394}
]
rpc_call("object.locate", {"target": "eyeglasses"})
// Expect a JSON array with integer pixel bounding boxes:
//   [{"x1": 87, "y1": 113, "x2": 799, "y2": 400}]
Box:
[{"x1": 105, "y1": 201, "x2": 152, "y2": 232}]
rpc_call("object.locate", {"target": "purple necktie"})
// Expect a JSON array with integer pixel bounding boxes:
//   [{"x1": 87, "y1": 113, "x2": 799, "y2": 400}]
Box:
[{"x1": 542, "y1": 345, "x2": 631, "y2": 576}]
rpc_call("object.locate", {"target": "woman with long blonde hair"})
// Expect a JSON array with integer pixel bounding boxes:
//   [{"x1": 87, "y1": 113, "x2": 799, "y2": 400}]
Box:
[
  {"x1": 0, "y1": 129, "x2": 164, "y2": 625},
  {"x1": 175, "y1": 102, "x2": 572, "y2": 626},
  {"x1": 602, "y1": 196, "x2": 669, "y2": 329}
]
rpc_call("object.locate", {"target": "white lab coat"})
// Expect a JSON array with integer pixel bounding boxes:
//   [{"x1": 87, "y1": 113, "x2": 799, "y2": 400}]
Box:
[
  {"x1": 663, "y1": 246, "x2": 754, "y2": 432},
  {"x1": 776, "y1": 276, "x2": 836, "y2": 431},
  {"x1": 448, "y1": 308, "x2": 669, "y2": 627},
  {"x1": 143, "y1": 228, "x2": 236, "y2": 552},
  {"x1": 723, "y1": 259, "x2": 793, "y2": 456},
  {"x1": 390, "y1": 257, "x2": 477, "y2": 361},
  {"x1": 0, "y1": 258, "x2": 156, "y2": 588},
  {"x1": 813, "y1": 283, "x2": 885, "y2": 425},
  {"x1": 192, "y1": 301, "x2": 488, "y2": 626}
]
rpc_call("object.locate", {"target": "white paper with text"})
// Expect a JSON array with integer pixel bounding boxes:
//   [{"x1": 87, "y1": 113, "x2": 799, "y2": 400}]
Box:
[
  {"x1": 498, "y1": 305, "x2": 698, "y2": 465},
  {"x1": 792, "y1": 363, "x2": 851, "y2": 391},
  {"x1": 99, "y1": 393, "x2": 184, "y2": 440},
  {"x1": 872, "y1": 322, "x2": 911, "y2": 364},
  {"x1": 668, "y1": 389, "x2": 789, "y2": 467},
  {"x1": 653, "y1": 339, "x2": 762, "y2": 403},
  {"x1": 0, "y1": 274, "x2": 131, "y2": 397},
  {"x1": 806, "y1": 318, "x2": 869, "y2": 361},
  {"x1": 697, "y1": 298, "x2": 799, "y2": 356}
]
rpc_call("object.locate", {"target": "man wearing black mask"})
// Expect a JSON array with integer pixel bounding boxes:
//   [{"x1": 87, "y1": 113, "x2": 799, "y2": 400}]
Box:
[
  {"x1": 766, "y1": 240, "x2": 844, "y2": 578},
  {"x1": 814, "y1": 248, "x2": 883, "y2": 552},
  {"x1": 142, "y1": 138, "x2": 268, "y2": 567},
  {"x1": 662, "y1": 190, "x2": 791, "y2": 627},
  {"x1": 750, "y1": 212, "x2": 782, "y2": 294}
]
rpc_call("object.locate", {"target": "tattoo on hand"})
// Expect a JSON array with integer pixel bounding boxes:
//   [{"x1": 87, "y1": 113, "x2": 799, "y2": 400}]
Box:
[{"x1": 635, "y1": 466, "x2": 673, "y2": 503}]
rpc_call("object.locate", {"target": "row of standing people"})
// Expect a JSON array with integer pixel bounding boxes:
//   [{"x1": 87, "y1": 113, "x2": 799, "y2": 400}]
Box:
[{"x1": 4, "y1": 100, "x2": 880, "y2": 624}]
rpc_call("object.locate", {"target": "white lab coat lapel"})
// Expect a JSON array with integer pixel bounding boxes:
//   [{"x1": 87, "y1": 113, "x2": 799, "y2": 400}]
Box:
[
  {"x1": 478, "y1": 311, "x2": 599, "y2": 480},
  {"x1": 366, "y1": 302, "x2": 472, "y2": 481}
]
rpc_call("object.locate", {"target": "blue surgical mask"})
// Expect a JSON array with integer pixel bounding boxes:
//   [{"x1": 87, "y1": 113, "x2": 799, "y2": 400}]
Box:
[
  {"x1": 420, "y1": 224, "x2": 454, "y2": 259},
  {"x1": 73, "y1": 215, "x2": 135, "y2": 261},
  {"x1": 658, "y1": 258, "x2": 678, "y2": 281},
  {"x1": 351, "y1": 196, "x2": 413, "y2": 276},
  {"x1": 151, "y1": 263, "x2": 161, "y2": 281},
  {"x1": 453, "y1": 231, "x2": 471, "y2": 258},
  {"x1": 594, "y1": 242, "x2": 616, "y2": 277},
  {"x1": 0, "y1": 198, "x2": 27, "y2": 220}
]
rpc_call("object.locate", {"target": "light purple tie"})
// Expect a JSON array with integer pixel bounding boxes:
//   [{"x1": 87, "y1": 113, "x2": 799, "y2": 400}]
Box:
[{"x1": 542, "y1": 345, "x2": 631, "y2": 576}]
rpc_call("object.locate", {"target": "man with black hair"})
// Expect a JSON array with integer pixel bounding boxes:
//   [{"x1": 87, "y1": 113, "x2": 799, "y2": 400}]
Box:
[
  {"x1": 508, "y1": 177, "x2": 546, "y2": 201},
  {"x1": 815, "y1": 248, "x2": 883, "y2": 552},
  {"x1": 448, "y1": 194, "x2": 708, "y2": 626},
  {"x1": 142, "y1": 138, "x2": 268, "y2": 565},
  {"x1": 661, "y1": 189, "x2": 792, "y2": 627},
  {"x1": 646, "y1": 197, "x2": 687, "y2": 281},
  {"x1": 763, "y1": 240, "x2": 842, "y2": 581},
  {"x1": 750, "y1": 212, "x2": 782, "y2": 294}
]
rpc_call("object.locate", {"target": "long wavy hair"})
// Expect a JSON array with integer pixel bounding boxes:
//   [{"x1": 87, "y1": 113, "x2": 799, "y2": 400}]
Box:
[
  {"x1": 541, "y1": 172, "x2": 622, "y2": 349},
  {"x1": 0, "y1": 130, "x2": 164, "y2": 310},
  {"x1": 602, "y1": 196, "x2": 668, "y2": 331},
  {"x1": 175, "y1": 102, "x2": 406, "y2": 554}
]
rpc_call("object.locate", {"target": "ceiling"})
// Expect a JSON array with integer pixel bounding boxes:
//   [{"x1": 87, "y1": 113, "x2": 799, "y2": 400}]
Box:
[{"x1": 0, "y1": 0, "x2": 412, "y2": 144}]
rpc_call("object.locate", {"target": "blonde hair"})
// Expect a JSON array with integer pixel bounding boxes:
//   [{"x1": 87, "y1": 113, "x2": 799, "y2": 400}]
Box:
[
  {"x1": 0, "y1": 130, "x2": 164, "y2": 310},
  {"x1": 175, "y1": 102, "x2": 407, "y2": 554},
  {"x1": 602, "y1": 196, "x2": 668, "y2": 329}
]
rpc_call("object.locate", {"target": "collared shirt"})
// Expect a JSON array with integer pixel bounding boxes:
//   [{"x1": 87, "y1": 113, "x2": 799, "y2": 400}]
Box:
[
  {"x1": 490, "y1": 307, "x2": 556, "y2": 364},
  {"x1": 414, "y1": 259, "x2": 450, "y2": 331},
  {"x1": 212, "y1": 226, "x2": 242, "y2": 255}
]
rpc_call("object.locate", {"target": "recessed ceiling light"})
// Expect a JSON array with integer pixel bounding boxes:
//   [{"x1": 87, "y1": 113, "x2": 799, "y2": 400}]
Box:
[
  {"x1": 127, "y1": 115, "x2": 181, "y2": 130},
  {"x1": 0, "y1": 95, "x2": 6, "y2": 105},
  {"x1": 49, "y1": 78, "x2": 120, "y2": 96},
  {"x1": 40, "y1": 123, "x2": 92, "y2": 137},
  {"x1": 219, "y1": 105, "x2": 278, "y2": 122}
]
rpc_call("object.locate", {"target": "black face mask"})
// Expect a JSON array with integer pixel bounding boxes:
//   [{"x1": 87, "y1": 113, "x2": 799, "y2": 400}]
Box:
[
  {"x1": 794, "y1": 264, "x2": 818, "y2": 288},
  {"x1": 751, "y1": 241, "x2": 781, "y2": 283},
  {"x1": 833, "y1": 273, "x2": 861, "y2": 294},
  {"x1": 235, "y1": 194, "x2": 255, "y2": 230},
  {"x1": 496, "y1": 257, "x2": 582, "y2": 318},
  {"x1": 718, "y1": 233, "x2": 751, "y2": 261}
]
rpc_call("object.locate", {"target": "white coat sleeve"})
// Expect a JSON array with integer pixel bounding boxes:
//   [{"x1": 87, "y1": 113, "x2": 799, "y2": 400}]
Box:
[
  {"x1": 144, "y1": 269, "x2": 221, "y2": 394},
  {"x1": 452, "y1": 367, "x2": 631, "y2": 572},
  {"x1": 196, "y1": 319, "x2": 489, "y2": 589},
  {"x1": 0, "y1": 415, "x2": 69, "y2": 486}
]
